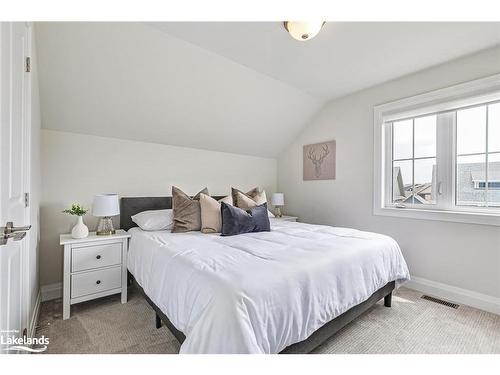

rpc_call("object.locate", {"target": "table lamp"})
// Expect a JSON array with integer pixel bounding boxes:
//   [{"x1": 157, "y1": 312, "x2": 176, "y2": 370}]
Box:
[
  {"x1": 271, "y1": 193, "x2": 284, "y2": 218},
  {"x1": 92, "y1": 194, "x2": 120, "y2": 235}
]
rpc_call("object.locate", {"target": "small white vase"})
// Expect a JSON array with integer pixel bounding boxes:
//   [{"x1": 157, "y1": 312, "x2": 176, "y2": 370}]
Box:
[{"x1": 71, "y1": 216, "x2": 89, "y2": 239}]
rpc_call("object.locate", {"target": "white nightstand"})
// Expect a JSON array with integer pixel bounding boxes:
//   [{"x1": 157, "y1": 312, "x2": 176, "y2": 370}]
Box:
[
  {"x1": 271, "y1": 215, "x2": 298, "y2": 222},
  {"x1": 60, "y1": 230, "x2": 131, "y2": 320}
]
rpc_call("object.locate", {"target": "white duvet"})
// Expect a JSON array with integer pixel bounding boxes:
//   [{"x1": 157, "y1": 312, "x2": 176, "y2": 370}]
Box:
[{"x1": 127, "y1": 220, "x2": 410, "y2": 354}]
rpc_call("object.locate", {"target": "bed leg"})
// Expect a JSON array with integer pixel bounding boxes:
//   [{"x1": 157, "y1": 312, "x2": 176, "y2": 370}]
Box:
[
  {"x1": 155, "y1": 313, "x2": 162, "y2": 329},
  {"x1": 384, "y1": 292, "x2": 392, "y2": 307}
]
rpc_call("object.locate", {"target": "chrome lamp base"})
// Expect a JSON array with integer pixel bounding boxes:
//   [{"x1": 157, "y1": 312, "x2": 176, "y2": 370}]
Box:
[
  {"x1": 96, "y1": 217, "x2": 116, "y2": 236},
  {"x1": 274, "y1": 206, "x2": 283, "y2": 218}
]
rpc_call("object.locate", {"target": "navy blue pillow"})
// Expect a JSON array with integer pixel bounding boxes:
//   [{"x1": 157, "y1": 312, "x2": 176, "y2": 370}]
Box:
[{"x1": 220, "y1": 202, "x2": 271, "y2": 236}]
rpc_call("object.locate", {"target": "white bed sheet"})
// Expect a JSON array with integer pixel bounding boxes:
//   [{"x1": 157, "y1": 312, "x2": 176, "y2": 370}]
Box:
[{"x1": 127, "y1": 220, "x2": 410, "y2": 354}]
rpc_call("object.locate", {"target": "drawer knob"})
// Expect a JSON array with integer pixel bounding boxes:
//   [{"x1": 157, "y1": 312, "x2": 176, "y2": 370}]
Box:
[
  {"x1": 96, "y1": 280, "x2": 101, "y2": 285},
  {"x1": 96, "y1": 255, "x2": 101, "y2": 260}
]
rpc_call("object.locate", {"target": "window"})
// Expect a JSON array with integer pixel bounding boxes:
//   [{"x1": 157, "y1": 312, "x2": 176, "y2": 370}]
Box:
[
  {"x1": 456, "y1": 103, "x2": 500, "y2": 207},
  {"x1": 374, "y1": 74, "x2": 500, "y2": 226},
  {"x1": 392, "y1": 115, "x2": 437, "y2": 205}
]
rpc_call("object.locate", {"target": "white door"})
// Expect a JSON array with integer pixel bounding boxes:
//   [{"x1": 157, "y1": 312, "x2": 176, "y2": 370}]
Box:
[{"x1": 0, "y1": 22, "x2": 32, "y2": 354}]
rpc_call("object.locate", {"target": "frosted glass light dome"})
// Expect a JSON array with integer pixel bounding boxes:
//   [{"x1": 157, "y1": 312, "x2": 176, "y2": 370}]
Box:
[{"x1": 284, "y1": 21, "x2": 325, "y2": 41}]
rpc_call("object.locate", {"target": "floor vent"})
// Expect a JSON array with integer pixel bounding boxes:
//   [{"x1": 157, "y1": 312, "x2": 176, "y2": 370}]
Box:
[{"x1": 421, "y1": 295, "x2": 459, "y2": 309}]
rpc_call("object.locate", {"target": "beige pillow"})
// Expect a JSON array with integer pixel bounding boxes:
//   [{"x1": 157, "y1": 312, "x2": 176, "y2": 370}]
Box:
[
  {"x1": 232, "y1": 187, "x2": 275, "y2": 217},
  {"x1": 232, "y1": 187, "x2": 267, "y2": 209},
  {"x1": 172, "y1": 186, "x2": 208, "y2": 233},
  {"x1": 231, "y1": 187, "x2": 260, "y2": 206},
  {"x1": 199, "y1": 194, "x2": 232, "y2": 234},
  {"x1": 219, "y1": 195, "x2": 233, "y2": 206}
]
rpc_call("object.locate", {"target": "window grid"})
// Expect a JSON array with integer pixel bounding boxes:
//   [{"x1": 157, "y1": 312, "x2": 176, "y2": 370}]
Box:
[
  {"x1": 411, "y1": 118, "x2": 415, "y2": 205},
  {"x1": 374, "y1": 74, "x2": 500, "y2": 226},
  {"x1": 391, "y1": 118, "x2": 437, "y2": 206},
  {"x1": 390, "y1": 104, "x2": 500, "y2": 209},
  {"x1": 455, "y1": 103, "x2": 500, "y2": 207},
  {"x1": 486, "y1": 104, "x2": 489, "y2": 203}
]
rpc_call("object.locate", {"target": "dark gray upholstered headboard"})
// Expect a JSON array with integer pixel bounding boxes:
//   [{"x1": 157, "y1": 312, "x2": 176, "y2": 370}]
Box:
[{"x1": 120, "y1": 196, "x2": 226, "y2": 231}]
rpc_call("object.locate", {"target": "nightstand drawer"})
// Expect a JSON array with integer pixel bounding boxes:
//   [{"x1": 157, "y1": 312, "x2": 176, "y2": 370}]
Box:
[
  {"x1": 71, "y1": 242, "x2": 122, "y2": 272},
  {"x1": 71, "y1": 266, "x2": 122, "y2": 298}
]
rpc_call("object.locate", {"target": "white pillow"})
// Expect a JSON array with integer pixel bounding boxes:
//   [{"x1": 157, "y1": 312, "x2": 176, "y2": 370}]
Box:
[
  {"x1": 131, "y1": 209, "x2": 174, "y2": 231},
  {"x1": 268, "y1": 210, "x2": 275, "y2": 218}
]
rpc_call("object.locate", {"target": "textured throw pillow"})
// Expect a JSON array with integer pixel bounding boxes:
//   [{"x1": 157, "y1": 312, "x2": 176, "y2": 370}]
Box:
[
  {"x1": 221, "y1": 202, "x2": 271, "y2": 236},
  {"x1": 231, "y1": 187, "x2": 260, "y2": 206},
  {"x1": 232, "y1": 187, "x2": 274, "y2": 217},
  {"x1": 131, "y1": 209, "x2": 173, "y2": 231},
  {"x1": 199, "y1": 193, "x2": 232, "y2": 234},
  {"x1": 172, "y1": 186, "x2": 209, "y2": 233}
]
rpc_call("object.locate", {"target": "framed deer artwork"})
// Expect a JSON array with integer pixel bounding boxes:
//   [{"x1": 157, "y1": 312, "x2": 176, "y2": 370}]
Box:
[{"x1": 303, "y1": 140, "x2": 336, "y2": 180}]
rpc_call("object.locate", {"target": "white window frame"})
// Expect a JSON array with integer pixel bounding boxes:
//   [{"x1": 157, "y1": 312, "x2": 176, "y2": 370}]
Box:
[{"x1": 373, "y1": 73, "x2": 500, "y2": 226}]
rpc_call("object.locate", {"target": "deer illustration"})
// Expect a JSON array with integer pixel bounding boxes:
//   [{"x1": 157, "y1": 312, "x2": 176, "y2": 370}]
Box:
[{"x1": 307, "y1": 144, "x2": 330, "y2": 178}]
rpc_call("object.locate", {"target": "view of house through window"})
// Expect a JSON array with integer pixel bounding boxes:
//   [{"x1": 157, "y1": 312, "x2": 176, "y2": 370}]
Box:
[
  {"x1": 392, "y1": 115, "x2": 437, "y2": 205},
  {"x1": 389, "y1": 101, "x2": 500, "y2": 209},
  {"x1": 456, "y1": 102, "x2": 500, "y2": 207}
]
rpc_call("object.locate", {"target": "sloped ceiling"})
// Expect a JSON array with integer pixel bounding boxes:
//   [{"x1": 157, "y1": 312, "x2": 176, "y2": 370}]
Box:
[
  {"x1": 153, "y1": 22, "x2": 500, "y2": 99},
  {"x1": 36, "y1": 22, "x2": 500, "y2": 158},
  {"x1": 35, "y1": 22, "x2": 322, "y2": 158}
]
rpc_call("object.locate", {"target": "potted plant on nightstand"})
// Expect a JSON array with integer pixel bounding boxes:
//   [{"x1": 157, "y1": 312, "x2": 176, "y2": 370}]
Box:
[{"x1": 63, "y1": 203, "x2": 89, "y2": 239}]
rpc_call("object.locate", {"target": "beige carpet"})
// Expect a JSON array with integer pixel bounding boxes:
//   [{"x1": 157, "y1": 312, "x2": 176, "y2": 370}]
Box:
[{"x1": 35, "y1": 286, "x2": 500, "y2": 354}]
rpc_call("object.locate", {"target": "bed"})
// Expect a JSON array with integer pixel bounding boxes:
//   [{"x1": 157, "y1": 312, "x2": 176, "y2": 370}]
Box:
[{"x1": 121, "y1": 196, "x2": 410, "y2": 354}]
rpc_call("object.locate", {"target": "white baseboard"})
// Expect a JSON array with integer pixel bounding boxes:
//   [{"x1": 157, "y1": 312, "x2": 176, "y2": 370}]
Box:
[
  {"x1": 406, "y1": 276, "x2": 500, "y2": 315},
  {"x1": 29, "y1": 290, "x2": 41, "y2": 338},
  {"x1": 41, "y1": 282, "x2": 62, "y2": 302}
]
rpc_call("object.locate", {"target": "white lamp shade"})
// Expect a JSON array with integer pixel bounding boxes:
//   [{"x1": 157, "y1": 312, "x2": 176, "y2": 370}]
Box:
[
  {"x1": 271, "y1": 193, "x2": 285, "y2": 206},
  {"x1": 92, "y1": 194, "x2": 120, "y2": 217}
]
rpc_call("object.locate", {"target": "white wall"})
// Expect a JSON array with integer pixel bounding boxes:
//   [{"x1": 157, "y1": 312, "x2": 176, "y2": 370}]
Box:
[
  {"x1": 278, "y1": 47, "x2": 500, "y2": 304},
  {"x1": 35, "y1": 22, "x2": 321, "y2": 158},
  {"x1": 40, "y1": 130, "x2": 277, "y2": 287}
]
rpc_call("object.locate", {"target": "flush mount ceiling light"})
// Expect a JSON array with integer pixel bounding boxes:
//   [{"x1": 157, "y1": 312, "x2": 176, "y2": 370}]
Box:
[{"x1": 283, "y1": 21, "x2": 325, "y2": 41}]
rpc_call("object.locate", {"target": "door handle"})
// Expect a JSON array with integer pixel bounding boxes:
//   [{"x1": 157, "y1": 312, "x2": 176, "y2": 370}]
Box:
[
  {"x1": 1, "y1": 222, "x2": 31, "y2": 234},
  {"x1": 0, "y1": 222, "x2": 31, "y2": 246},
  {"x1": 11, "y1": 232, "x2": 27, "y2": 241},
  {"x1": 0, "y1": 231, "x2": 27, "y2": 243},
  {"x1": 0, "y1": 232, "x2": 26, "y2": 246}
]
